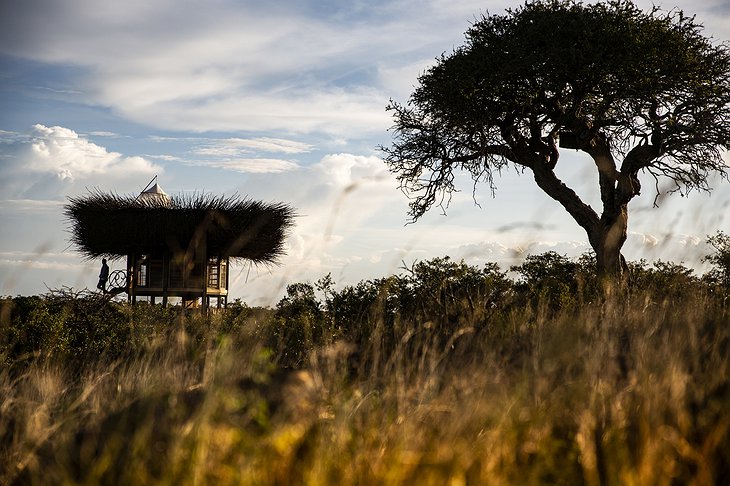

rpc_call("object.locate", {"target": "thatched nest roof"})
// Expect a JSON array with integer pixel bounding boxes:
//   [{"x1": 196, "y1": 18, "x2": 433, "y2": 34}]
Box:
[{"x1": 65, "y1": 190, "x2": 295, "y2": 264}]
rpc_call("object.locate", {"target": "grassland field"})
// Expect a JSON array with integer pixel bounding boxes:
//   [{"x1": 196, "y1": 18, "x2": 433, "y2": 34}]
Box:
[{"x1": 1, "y1": 250, "x2": 729, "y2": 485}]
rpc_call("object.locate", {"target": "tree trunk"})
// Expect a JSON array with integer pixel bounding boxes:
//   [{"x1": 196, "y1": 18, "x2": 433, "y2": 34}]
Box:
[
  {"x1": 591, "y1": 205, "x2": 629, "y2": 278},
  {"x1": 530, "y1": 160, "x2": 631, "y2": 280}
]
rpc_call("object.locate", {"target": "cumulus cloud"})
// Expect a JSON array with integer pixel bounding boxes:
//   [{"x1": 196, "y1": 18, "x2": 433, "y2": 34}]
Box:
[
  {"x1": 315, "y1": 153, "x2": 389, "y2": 187},
  {"x1": 27, "y1": 124, "x2": 156, "y2": 178},
  {"x1": 0, "y1": 124, "x2": 161, "y2": 200},
  {"x1": 209, "y1": 151, "x2": 406, "y2": 302}
]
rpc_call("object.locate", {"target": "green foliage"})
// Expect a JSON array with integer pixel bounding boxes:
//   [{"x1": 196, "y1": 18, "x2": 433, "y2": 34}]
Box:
[
  {"x1": 261, "y1": 258, "x2": 515, "y2": 371},
  {"x1": 0, "y1": 291, "x2": 272, "y2": 374},
  {"x1": 510, "y1": 251, "x2": 598, "y2": 310},
  {"x1": 401, "y1": 257, "x2": 512, "y2": 329},
  {"x1": 270, "y1": 282, "x2": 329, "y2": 368},
  {"x1": 627, "y1": 259, "x2": 701, "y2": 299},
  {"x1": 385, "y1": 0, "x2": 730, "y2": 220},
  {"x1": 383, "y1": 0, "x2": 730, "y2": 276},
  {"x1": 0, "y1": 296, "x2": 65, "y2": 366},
  {"x1": 324, "y1": 276, "x2": 402, "y2": 353},
  {"x1": 703, "y1": 230, "x2": 730, "y2": 290},
  {"x1": 0, "y1": 290, "x2": 130, "y2": 370},
  {"x1": 3, "y1": 247, "x2": 727, "y2": 376},
  {"x1": 3, "y1": 260, "x2": 729, "y2": 485}
]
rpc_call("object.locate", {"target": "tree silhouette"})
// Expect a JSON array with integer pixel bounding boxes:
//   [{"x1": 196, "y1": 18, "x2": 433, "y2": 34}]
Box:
[{"x1": 383, "y1": 0, "x2": 730, "y2": 276}]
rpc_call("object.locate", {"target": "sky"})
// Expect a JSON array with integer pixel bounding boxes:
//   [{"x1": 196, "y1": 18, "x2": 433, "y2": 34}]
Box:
[{"x1": 1, "y1": 0, "x2": 729, "y2": 306}]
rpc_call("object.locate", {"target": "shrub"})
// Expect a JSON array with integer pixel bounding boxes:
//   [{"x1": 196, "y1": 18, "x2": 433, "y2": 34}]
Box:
[
  {"x1": 0, "y1": 290, "x2": 131, "y2": 371},
  {"x1": 628, "y1": 259, "x2": 702, "y2": 300},
  {"x1": 270, "y1": 282, "x2": 329, "y2": 368},
  {"x1": 703, "y1": 231, "x2": 730, "y2": 293},
  {"x1": 400, "y1": 257, "x2": 513, "y2": 331},
  {"x1": 510, "y1": 251, "x2": 598, "y2": 311}
]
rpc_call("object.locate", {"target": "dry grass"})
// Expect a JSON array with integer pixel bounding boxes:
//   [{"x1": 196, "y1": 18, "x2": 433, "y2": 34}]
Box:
[
  {"x1": 2, "y1": 290, "x2": 728, "y2": 485},
  {"x1": 64, "y1": 189, "x2": 295, "y2": 263}
]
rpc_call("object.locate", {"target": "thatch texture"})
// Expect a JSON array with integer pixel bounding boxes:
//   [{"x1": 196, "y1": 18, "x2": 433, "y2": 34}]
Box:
[{"x1": 65, "y1": 190, "x2": 295, "y2": 264}]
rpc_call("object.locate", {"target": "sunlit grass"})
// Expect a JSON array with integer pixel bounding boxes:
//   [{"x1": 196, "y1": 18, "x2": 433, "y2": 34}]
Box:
[{"x1": 2, "y1": 286, "x2": 728, "y2": 485}]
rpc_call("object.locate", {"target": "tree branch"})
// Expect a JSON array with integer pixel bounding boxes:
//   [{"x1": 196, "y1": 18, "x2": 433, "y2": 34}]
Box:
[{"x1": 530, "y1": 161, "x2": 600, "y2": 236}]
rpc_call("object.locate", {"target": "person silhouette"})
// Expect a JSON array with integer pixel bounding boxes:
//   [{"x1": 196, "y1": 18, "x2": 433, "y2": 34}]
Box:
[{"x1": 97, "y1": 258, "x2": 109, "y2": 292}]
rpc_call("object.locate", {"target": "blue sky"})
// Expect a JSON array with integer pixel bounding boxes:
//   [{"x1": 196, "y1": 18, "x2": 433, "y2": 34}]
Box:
[{"x1": 1, "y1": 0, "x2": 729, "y2": 305}]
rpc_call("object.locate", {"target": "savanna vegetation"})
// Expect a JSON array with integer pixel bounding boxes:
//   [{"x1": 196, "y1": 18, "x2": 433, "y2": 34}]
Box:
[
  {"x1": 2, "y1": 231, "x2": 729, "y2": 485},
  {"x1": 383, "y1": 0, "x2": 730, "y2": 276}
]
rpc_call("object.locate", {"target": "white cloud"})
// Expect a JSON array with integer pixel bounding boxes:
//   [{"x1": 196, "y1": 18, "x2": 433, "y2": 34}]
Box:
[
  {"x1": 114, "y1": 87, "x2": 390, "y2": 136},
  {"x1": 193, "y1": 137, "x2": 313, "y2": 156},
  {"x1": 0, "y1": 1, "x2": 470, "y2": 136},
  {"x1": 26, "y1": 124, "x2": 158, "y2": 180},
  {"x1": 0, "y1": 199, "x2": 63, "y2": 213},
  {"x1": 0, "y1": 129, "x2": 21, "y2": 139},
  {"x1": 0, "y1": 251, "x2": 99, "y2": 296},
  {"x1": 1, "y1": 0, "x2": 728, "y2": 140},
  {"x1": 0, "y1": 0, "x2": 727, "y2": 302},
  {"x1": 145, "y1": 154, "x2": 181, "y2": 161},
  {"x1": 7, "y1": 0, "x2": 725, "y2": 138},
  {"x1": 377, "y1": 59, "x2": 434, "y2": 100},
  {"x1": 0, "y1": 251, "x2": 85, "y2": 271},
  {"x1": 87, "y1": 131, "x2": 119, "y2": 137},
  {"x1": 193, "y1": 158, "x2": 300, "y2": 174},
  {"x1": 0, "y1": 124, "x2": 162, "y2": 200},
  {"x1": 315, "y1": 153, "x2": 389, "y2": 187}
]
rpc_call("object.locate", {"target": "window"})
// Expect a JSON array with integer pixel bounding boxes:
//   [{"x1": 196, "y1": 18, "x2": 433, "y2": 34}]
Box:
[
  {"x1": 137, "y1": 255, "x2": 148, "y2": 287},
  {"x1": 219, "y1": 260, "x2": 227, "y2": 289},
  {"x1": 208, "y1": 259, "x2": 220, "y2": 288},
  {"x1": 148, "y1": 259, "x2": 163, "y2": 288}
]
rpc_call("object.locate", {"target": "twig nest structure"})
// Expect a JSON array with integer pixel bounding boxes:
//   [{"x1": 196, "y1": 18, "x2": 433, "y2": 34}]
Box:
[
  {"x1": 64, "y1": 187, "x2": 295, "y2": 309},
  {"x1": 65, "y1": 189, "x2": 294, "y2": 264}
]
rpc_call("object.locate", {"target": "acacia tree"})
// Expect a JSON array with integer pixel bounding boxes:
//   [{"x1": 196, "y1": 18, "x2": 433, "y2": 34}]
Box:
[{"x1": 383, "y1": 0, "x2": 730, "y2": 276}]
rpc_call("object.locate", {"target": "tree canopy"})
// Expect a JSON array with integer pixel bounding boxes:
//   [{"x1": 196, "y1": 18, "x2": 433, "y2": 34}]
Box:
[{"x1": 383, "y1": 0, "x2": 730, "y2": 274}]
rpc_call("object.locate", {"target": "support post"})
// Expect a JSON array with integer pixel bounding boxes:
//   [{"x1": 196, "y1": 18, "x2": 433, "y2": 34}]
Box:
[{"x1": 162, "y1": 250, "x2": 169, "y2": 308}]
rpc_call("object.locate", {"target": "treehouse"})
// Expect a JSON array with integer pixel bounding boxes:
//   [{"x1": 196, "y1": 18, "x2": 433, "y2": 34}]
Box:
[{"x1": 64, "y1": 184, "x2": 294, "y2": 310}]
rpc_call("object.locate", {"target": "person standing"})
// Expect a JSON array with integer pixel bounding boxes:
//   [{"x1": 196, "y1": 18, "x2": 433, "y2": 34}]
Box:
[{"x1": 97, "y1": 258, "x2": 109, "y2": 292}]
